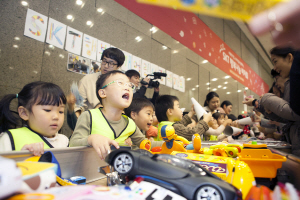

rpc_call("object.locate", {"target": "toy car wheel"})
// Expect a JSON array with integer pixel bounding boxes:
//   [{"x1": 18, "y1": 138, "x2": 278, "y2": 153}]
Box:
[
  {"x1": 195, "y1": 185, "x2": 222, "y2": 200},
  {"x1": 113, "y1": 153, "x2": 133, "y2": 175}
]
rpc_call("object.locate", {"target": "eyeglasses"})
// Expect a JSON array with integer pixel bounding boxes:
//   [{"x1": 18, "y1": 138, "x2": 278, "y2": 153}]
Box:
[
  {"x1": 100, "y1": 59, "x2": 118, "y2": 68},
  {"x1": 102, "y1": 80, "x2": 136, "y2": 90}
]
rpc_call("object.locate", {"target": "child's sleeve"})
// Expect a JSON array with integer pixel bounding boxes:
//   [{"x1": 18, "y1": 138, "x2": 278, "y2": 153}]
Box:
[
  {"x1": 175, "y1": 114, "x2": 192, "y2": 126},
  {"x1": 146, "y1": 126, "x2": 158, "y2": 138},
  {"x1": 173, "y1": 120, "x2": 209, "y2": 141},
  {"x1": 69, "y1": 111, "x2": 91, "y2": 147},
  {"x1": 205, "y1": 125, "x2": 225, "y2": 136},
  {"x1": 0, "y1": 132, "x2": 13, "y2": 151},
  {"x1": 130, "y1": 127, "x2": 164, "y2": 148}
]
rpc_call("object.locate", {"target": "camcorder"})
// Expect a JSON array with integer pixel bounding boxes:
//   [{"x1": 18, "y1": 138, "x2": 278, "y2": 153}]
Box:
[{"x1": 140, "y1": 72, "x2": 167, "y2": 88}]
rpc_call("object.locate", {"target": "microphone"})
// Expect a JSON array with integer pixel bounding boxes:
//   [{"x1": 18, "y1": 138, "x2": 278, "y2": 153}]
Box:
[{"x1": 153, "y1": 72, "x2": 167, "y2": 77}]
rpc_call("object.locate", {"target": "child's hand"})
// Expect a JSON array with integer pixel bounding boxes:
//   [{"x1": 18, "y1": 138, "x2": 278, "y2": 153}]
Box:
[
  {"x1": 88, "y1": 134, "x2": 119, "y2": 160},
  {"x1": 188, "y1": 105, "x2": 196, "y2": 118},
  {"x1": 125, "y1": 137, "x2": 132, "y2": 146},
  {"x1": 224, "y1": 119, "x2": 232, "y2": 126},
  {"x1": 231, "y1": 120, "x2": 238, "y2": 127},
  {"x1": 21, "y1": 142, "x2": 44, "y2": 156},
  {"x1": 202, "y1": 112, "x2": 212, "y2": 123},
  {"x1": 67, "y1": 93, "x2": 76, "y2": 113}
]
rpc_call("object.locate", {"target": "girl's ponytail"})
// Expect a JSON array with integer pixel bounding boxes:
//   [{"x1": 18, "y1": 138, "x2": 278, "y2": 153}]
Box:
[{"x1": 0, "y1": 94, "x2": 21, "y2": 131}]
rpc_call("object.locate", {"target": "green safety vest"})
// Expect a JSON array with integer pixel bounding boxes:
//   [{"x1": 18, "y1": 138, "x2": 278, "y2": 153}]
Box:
[
  {"x1": 6, "y1": 127, "x2": 52, "y2": 151},
  {"x1": 155, "y1": 121, "x2": 175, "y2": 141},
  {"x1": 89, "y1": 108, "x2": 136, "y2": 145}
]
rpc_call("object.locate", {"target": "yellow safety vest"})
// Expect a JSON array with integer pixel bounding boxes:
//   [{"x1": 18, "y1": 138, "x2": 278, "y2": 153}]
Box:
[
  {"x1": 7, "y1": 127, "x2": 52, "y2": 151},
  {"x1": 155, "y1": 121, "x2": 175, "y2": 141},
  {"x1": 89, "y1": 108, "x2": 136, "y2": 145}
]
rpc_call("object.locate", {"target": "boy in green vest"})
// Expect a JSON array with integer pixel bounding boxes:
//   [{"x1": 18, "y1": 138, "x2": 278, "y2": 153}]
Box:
[
  {"x1": 70, "y1": 71, "x2": 163, "y2": 159},
  {"x1": 155, "y1": 95, "x2": 212, "y2": 141}
]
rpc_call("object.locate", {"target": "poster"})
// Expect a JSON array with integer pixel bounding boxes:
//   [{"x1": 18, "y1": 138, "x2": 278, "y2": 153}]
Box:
[
  {"x1": 150, "y1": 63, "x2": 158, "y2": 75},
  {"x1": 172, "y1": 74, "x2": 179, "y2": 90},
  {"x1": 65, "y1": 26, "x2": 83, "y2": 55},
  {"x1": 97, "y1": 40, "x2": 110, "y2": 62},
  {"x1": 157, "y1": 67, "x2": 166, "y2": 85},
  {"x1": 67, "y1": 53, "x2": 91, "y2": 75},
  {"x1": 82, "y1": 34, "x2": 97, "y2": 60},
  {"x1": 121, "y1": 50, "x2": 132, "y2": 72},
  {"x1": 166, "y1": 70, "x2": 173, "y2": 88},
  {"x1": 24, "y1": 9, "x2": 48, "y2": 42},
  {"x1": 132, "y1": 55, "x2": 142, "y2": 73},
  {"x1": 90, "y1": 61, "x2": 101, "y2": 74},
  {"x1": 179, "y1": 76, "x2": 185, "y2": 92},
  {"x1": 46, "y1": 18, "x2": 66, "y2": 49},
  {"x1": 141, "y1": 59, "x2": 151, "y2": 78}
]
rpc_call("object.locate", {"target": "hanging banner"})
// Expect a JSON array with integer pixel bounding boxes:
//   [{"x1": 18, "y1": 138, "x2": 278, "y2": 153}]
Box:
[{"x1": 115, "y1": 0, "x2": 269, "y2": 96}]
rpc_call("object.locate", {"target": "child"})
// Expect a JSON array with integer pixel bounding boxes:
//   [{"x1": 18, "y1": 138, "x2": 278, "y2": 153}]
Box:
[
  {"x1": 69, "y1": 71, "x2": 163, "y2": 159},
  {"x1": 205, "y1": 113, "x2": 232, "y2": 141},
  {"x1": 146, "y1": 111, "x2": 159, "y2": 140},
  {"x1": 0, "y1": 81, "x2": 69, "y2": 156},
  {"x1": 155, "y1": 95, "x2": 212, "y2": 141}
]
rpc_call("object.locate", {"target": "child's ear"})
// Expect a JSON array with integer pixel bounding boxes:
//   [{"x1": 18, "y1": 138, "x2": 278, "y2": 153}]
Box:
[
  {"x1": 18, "y1": 106, "x2": 30, "y2": 121},
  {"x1": 98, "y1": 89, "x2": 106, "y2": 99},
  {"x1": 130, "y1": 111, "x2": 137, "y2": 120},
  {"x1": 167, "y1": 108, "x2": 173, "y2": 117}
]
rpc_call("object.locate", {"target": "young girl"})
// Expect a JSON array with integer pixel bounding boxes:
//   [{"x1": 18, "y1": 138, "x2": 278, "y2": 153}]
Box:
[
  {"x1": 0, "y1": 81, "x2": 69, "y2": 156},
  {"x1": 205, "y1": 112, "x2": 232, "y2": 141}
]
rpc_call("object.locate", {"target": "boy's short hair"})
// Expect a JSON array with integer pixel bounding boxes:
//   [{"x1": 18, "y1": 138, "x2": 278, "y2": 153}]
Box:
[
  {"x1": 155, "y1": 95, "x2": 179, "y2": 122},
  {"x1": 124, "y1": 98, "x2": 154, "y2": 117},
  {"x1": 96, "y1": 70, "x2": 125, "y2": 104},
  {"x1": 125, "y1": 70, "x2": 140, "y2": 79},
  {"x1": 101, "y1": 47, "x2": 125, "y2": 67},
  {"x1": 212, "y1": 112, "x2": 223, "y2": 121}
]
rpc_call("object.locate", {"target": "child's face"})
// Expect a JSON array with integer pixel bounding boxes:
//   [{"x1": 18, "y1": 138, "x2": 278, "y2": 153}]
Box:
[
  {"x1": 152, "y1": 111, "x2": 159, "y2": 126},
  {"x1": 132, "y1": 106, "x2": 153, "y2": 131},
  {"x1": 171, "y1": 100, "x2": 183, "y2": 121},
  {"x1": 27, "y1": 104, "x2": 65, "y2": 137},
  {"x1": 101, "y1": 73, "x2": 133, "y2": 109},
  {"x1": 217, "y1": 115, "x2": 225, "y2": 126}
]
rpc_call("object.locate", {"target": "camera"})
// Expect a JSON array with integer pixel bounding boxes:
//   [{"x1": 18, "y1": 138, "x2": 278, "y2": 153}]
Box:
[{"x1": 140, "y1": 72, "x2": 167, "y2": 89}]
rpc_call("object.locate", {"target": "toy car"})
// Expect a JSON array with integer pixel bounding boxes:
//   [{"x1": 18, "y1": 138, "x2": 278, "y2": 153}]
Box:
[{"x1": 105, "y1": 149, "x2": 242, "y2": 200}]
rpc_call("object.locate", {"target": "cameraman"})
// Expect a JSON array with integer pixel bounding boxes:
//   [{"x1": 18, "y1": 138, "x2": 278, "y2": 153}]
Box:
[{"x1": 125, "y1": 69, "x2": 159, "y2": 105}]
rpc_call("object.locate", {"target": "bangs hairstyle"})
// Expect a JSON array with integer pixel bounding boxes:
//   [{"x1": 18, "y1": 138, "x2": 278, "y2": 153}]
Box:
[
  {"x1": 221, "y1": 100, "x2": 232, "y2": 109},
  {"x1": 125, "y1": 69, "x2": 140, "y2": 79},
  {"x1": 204, "y1": 92, "x2": 219, "y2": 106},
  {"x1": 124, "y1": 98, "x2": 154, "y2": 118},
  {"x1": 96, "y1": 70, "x2": 126, "y2": 104},
  {"x1": 101, "y1": 47, "x2": 125, "y2": 67},
  {"x1": 270, "y1": 47, "x2": 295, "y2": 58},
  {"x1": 19, "y1": 81, "x2": 66, "y2": 112},
  {"x1": 155, "y1": 95, "x2": 179, "y2": 122},
  {"x1": 212, "y1": 112, "x2": 223, "y2": 121}
]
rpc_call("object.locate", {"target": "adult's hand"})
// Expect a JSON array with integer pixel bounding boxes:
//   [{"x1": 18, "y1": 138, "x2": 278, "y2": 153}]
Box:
[
  {"x1": 142, "y1": 77, "x2": 150, "y2": 88},
  {"x1": 242, "y1": 97, "x2": 254, "y2": 106}
]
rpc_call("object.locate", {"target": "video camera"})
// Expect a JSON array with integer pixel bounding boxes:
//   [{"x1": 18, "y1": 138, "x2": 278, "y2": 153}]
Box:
[{"x1": 140, "y1": 72, "x2": 167, "y2": 88}]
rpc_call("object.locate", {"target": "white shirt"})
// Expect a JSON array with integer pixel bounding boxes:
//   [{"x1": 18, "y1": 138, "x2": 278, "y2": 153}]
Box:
[{"x1": 0, "y1": 131, "x2": 69, "y2": 152}]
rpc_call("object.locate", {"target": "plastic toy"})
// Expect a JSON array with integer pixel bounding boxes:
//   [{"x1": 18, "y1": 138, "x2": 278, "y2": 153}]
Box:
[
  {"x1": 106, "y1": 149, "x2": 242, "y2": 200},
  {"x1": 172, "y1": 151, "x2": 255, "y2": 199},
  {"x1": 237, "y1": 144, "x2": 287, "y2": 178}
]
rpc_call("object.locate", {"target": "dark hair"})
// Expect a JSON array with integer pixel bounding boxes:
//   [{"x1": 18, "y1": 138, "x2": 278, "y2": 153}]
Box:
[
  {"x1": 0, "y1": 81, "x2": 66, "y2": 131},
  {"x1": 101, "y1": 47, "x2": 125, "y2": 67},
  {"x1": 96, "y1": 70, "x2": 126, "y2": 104},
  {"x1": 155, "y1": 95, "x2": 179, "y2": 122},
  {"x1": 227, "y1": 114, "x2": 237, "y2": 121},
  {"x1": 270, "y1": 47, "x2": 295, "y2": 58},
  {"x1": 212, "y1": 112, "x2": 223, "y2": 121},
  {"x1": 271, "y1": 69, "x2": 280, "y2": 78},
  {"x1": 125, "y1": 70, "x2": 140, "y2": 79},
  {"x1": 124, "y1": 98, "x2": 154, "y2": 117},
  {"x1": 93, "y1": 64, "x2": 99, "y2": 72},
  {"x1": 221, "y1": 100, "x2": 232, "y2": 109},
  {"x1": 204, "y1": 92, "x2": 219, "y2": 106},
  {"x1": 268, "y1": 82, "x2": 276, "y2": 93}
]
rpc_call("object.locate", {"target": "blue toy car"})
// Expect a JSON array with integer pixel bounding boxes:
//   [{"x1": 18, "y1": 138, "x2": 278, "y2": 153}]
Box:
[{"x1": 105, "y1": 149, "x2": 242, "y2": 200}]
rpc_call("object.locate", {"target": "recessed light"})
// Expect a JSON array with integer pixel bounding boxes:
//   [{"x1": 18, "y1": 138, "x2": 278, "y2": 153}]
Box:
[
  {"x1": 49, "y1": 44, "x2": 54, "y2": 49},
  {"x1": 162, "y1": 46, "x2": 167, "y2": 50},
  {"x1": 59, "y1": 54, "x2": 64, "y2": 58},
  {"x1": 67, "y1": 15, "x2": 73, "y2": 20},
  {"x1": 86, "y1": 21, "x2": 92, "y2": 25},
  {"x1": 14, "y1": 37, "x2": 20, "y2": 41},
  {"x1": 176, "y1": 41, "x2": 180, "y2": 44},
  {"x1": 135, "y1": 36, "x2": 142, "y2": 42},
  {"x1": 224, "y1": 82, "x2": 228, "y2": 84},
  {"x1": 21, "y1": 1, "x2": 28, "y2": 6},
  {"x1": 206, "y1": 82, "x2": 210, "y2": 85},
  {"x1": 97, "y1": 8, "x2": 103, "y2": 12},
  {"x1": 212, "y1": 88, "x2": 217, "y2": 91},
  {"x1": 207, "y1": 87, "x2": 210, "y2": 90},
  {"x1": 237, "y1": 90, "x2": 241, "y2": 92},
  {"x1": 224, "y1": 75, "x2": 230, "y2": 79},
  {"x1": 150, "y1": 27, "x2": 158, "y2": 33},
  {"x1": 173, "y1": 50, "x2": 178, "y2": 54},
  {"x1": 212, "y1": 78, "x2": 218, "y2": 81},
  {"x1": 196, "y1": 85, "x2": 199, "y2": 87},
  {"x1": 13, "y1": 45, "x2": 18, "y2": 48},
  {"x1": 245, "y1": 87, "x2": 248, "y2": 90},
  {"x1": 76, "y1": 0, "x2": 83, "y2": 5},
  {"x1": 218, "y1": 85, "x2": 222, "y2": 88},
  {"x1": 226, "y1": 92, "x2": 231, "y2": 94},
  {"x1": 202, "y1": 60, "x2": 208, "y2": 64},
  {"x1": 223, "y1": 87, "x2": 227, "y2": 89},
  {"x1": 45, "y1": 51, "x2": 50, "y2": 55},
  {"x1": 187, "y1": 78, "x2": 191, "y2": 81},
  {"x1": 192, "y1": 88, "x2": 195, "y2": 91}
]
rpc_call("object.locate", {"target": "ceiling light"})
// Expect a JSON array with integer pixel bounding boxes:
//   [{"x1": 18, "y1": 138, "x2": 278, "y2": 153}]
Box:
[
  {"x1": 212, "y1": 78, "x2": 218, "y2": 81},
  {"x1": 14, "y1": 37, "x2": 20, "y2": 41},
  {"x1": 196, "y1": 85, "x2": 199, "y2": 87},
  {"x1": 21, "y1": 1, "x2": 28, "y2": 6},
  {"x1": 187, "y1": 78, "x2": 191, "y2": 81},
  {"x1": 135, "y1": 36, "x2": 142, "y2": 42},
  {"x1": 150, "y1": 27, "x2": 158, "y2": 33},
  {"x1": 237, "y1": 90, "x2": 241, "y2": 92},
  {"x1": 59, "y1": 54, "x2": 64, "y2": 58},
  {"x1": 45, "y1": 51, "x2": 50, "y2": 55},
  {"x1": 224, "y1": 82, "x2": 228, "y2": 84},
  {"x1": 86, "y1": 21, "x2": 92, "y2": 25},
  {"x1": 206, "y1": 82, "x2": 210, "y2": 85},
  {"x1": 223, "y1": 87, "x2": 227, "y2": 89},
  {"x1": 173, "y1": 50, "x2": 178, "y2": 54},
  {"x1": 224, "y1": 75, "x2": 230, "y2": 79},
  {"x1": 97, "y1": 8, "x2": 103, "y2": 12},
  {"x1": 162, "y1": 46, "x2": 167, "y2": 50},
  {"x1": 76, "y1": 0, "x2": 83, "y2": 5},
  {"x1": 67, "y1": 15, "x2": 73, "y2": 20},
  {"x1": 207, "y1": 87, "x2": 210, "y2": 90},
  {"x1": 212, "y1": 88, "x2": 217, "y2": 91},
  {"x1": 245, "y1": 87, "x2": 248, "y2": 90},
  {"x1": 176, "y1": 41, "x2": 180, "y2": 44},
  {"x1": 226, "y1": 92, "x2": 231, "y2": 94},
  {"x1": 192, "y1": 88, "x2": 195, "y2": 91},
  {"x1": 49, "y1": 44, "x2": 54, "y2": 49},
  {"x1": 202, "y1": 60, "x2": 208, "y2": 64},
  {"x1": 13, "y1": 45, "x2": 18, "y2": 48},
  {"x1": 218, "y1": 85, "x2": 222, "y2": 88}
]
